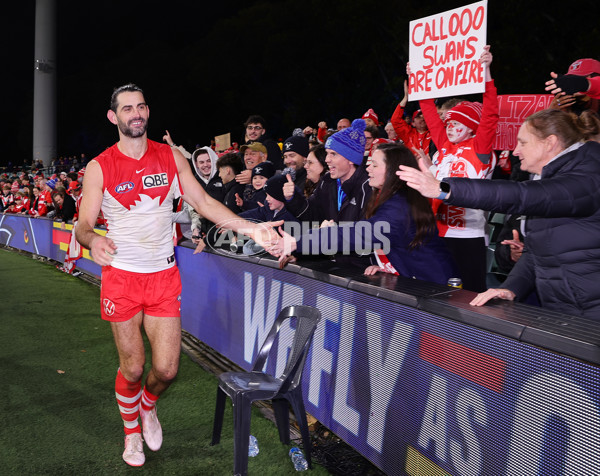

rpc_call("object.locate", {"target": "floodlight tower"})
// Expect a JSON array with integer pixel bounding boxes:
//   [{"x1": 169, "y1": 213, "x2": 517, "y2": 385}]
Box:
[{"x1": 33, "y1": 0, "x2": 57, "y2": 166}]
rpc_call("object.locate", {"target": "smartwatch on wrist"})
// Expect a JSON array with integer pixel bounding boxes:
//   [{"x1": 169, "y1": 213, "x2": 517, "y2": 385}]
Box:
[{"x1": 437, "y1": 181, "x2": 450, "y2": 200}]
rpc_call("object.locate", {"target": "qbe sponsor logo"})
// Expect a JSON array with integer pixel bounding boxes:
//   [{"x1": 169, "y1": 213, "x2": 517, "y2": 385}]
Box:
[{"x1": 143, "y1": 173, "x2": 168, "y2": 189}]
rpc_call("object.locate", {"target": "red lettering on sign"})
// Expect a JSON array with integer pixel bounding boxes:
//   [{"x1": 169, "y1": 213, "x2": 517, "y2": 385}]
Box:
[{"x1": 409, "y1": 69, "x2": 432, "y2": 94}]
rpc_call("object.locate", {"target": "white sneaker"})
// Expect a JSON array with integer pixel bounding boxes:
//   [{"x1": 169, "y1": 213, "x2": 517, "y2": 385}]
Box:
[
  {"x1": 140, "y1": 407, "x2": 163, "y2": 451},
  {"x1": 123, "y1": 433, "x2": 145, "y2": 467}
]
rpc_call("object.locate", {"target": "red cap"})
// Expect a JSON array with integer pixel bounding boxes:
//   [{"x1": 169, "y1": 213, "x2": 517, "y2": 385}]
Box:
[
  {"x1": 412, "y1": 109, "x2": 423, "y2": 120},
  {"x1": 567, "y1": 58, "x2": 600, "y2": 77}
]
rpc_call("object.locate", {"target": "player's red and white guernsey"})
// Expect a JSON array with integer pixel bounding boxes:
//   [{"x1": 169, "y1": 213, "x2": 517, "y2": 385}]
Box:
[{"x1": 95, "y1": 140, "x2": 182, "y2": 273}]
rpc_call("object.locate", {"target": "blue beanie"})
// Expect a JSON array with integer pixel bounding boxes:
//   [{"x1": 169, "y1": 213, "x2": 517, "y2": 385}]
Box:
[
  {"x1": 325, "y1": 119, "x2": 366, "y2": 165},
  {"x1": 46, "y1": 178, "x2": 57, "y2": 189}
]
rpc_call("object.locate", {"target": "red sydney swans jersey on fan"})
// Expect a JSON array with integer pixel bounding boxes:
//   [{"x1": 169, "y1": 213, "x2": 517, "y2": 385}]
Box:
[
  {"x1": 94, "y1": 140, "x2": 182, "y2": 273},
  {"x1": 420, "y1": 80, "x2": 498, "y2": 239}
]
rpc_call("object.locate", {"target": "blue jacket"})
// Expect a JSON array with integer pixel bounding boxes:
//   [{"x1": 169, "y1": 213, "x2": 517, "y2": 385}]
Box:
[
  {"x1": 295, "y1": 192, "x2": 457, "y2": 285},
  {"x1": 445, "y1": 141, "x2": 600, "y2": 318}
]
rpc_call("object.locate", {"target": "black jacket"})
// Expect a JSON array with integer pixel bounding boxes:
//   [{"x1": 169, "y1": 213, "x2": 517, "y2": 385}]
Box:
[
  {"x1": 285, "y1": 165, "x2": 373, "y2": 270},
  {"x1": 286, "y1": 166, "x2": 372, "y2": 225},
  {"x1": 221, "y1": 180, "x2": 246, "y2": 215},
  {"x1": 55, "y1": 194, "x2": 76, "y2": 223},
  {"x1": 445, "y1": 141, "x2": 600, "y2": 318},
  {"x1": 199, "y1": 174, "x2": 225, "y2": 203}
]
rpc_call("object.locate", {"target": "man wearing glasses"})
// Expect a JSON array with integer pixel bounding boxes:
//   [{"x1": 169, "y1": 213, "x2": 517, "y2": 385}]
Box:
[{"x1": 243, "y1": 115, "x2": 283, "y2": 170}]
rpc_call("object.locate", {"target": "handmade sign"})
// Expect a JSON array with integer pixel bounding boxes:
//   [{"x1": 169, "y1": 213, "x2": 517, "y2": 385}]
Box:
[{"x1": 408, "y1": 1, "x2": 488, "y2": 101}]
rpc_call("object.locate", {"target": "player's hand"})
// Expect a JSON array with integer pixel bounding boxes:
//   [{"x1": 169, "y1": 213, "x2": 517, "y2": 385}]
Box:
[
  {"x1": 470, "y1": 288, "x2": 516, "y2": 307},
  {"x1": 90, "y1": 235, "x2": 117, "y2": 266},
  {"x1": 269, "y1": 226, "x2": 297, "y2": 260},
  {"x1": 249, "y1": 220, "x2": 284, "y2": 250}
]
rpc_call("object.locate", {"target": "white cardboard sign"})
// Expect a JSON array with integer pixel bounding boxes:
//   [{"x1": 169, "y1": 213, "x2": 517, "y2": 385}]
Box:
[{"x1": 408, "y1": 1, "x2": 488, "y2": 101}]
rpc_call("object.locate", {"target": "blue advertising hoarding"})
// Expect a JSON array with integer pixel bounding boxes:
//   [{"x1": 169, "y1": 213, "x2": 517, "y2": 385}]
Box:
[
  {"x1": 177, "y1": 247, "x2": 600, "y2": 476},
  {"x1": 2, "y1": 213, "x2": 599, "y2": 475}
]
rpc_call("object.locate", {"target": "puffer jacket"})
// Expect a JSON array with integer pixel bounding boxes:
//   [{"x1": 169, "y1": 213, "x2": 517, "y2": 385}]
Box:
[{"x1": 444, "y1": 141, "x2": 600, "y2": 318}]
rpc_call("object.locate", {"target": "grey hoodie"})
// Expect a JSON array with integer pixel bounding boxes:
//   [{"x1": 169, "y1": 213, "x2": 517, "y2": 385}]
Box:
[{"x1": 191, "y1": 146, "x2": 220, "y2": 185}]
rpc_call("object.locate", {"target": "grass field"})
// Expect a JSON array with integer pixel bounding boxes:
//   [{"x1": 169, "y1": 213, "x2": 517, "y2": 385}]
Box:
[{"x1": 0, "y1": 248, "x2": 335, "y2": 475}]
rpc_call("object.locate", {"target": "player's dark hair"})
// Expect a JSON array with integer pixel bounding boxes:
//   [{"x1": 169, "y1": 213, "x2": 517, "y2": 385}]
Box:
[{"x1": 110, "y1": 84, "x2": 144, "y2": 112}]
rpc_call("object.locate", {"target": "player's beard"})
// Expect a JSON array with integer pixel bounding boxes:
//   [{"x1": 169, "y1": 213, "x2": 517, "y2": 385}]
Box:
[{"x1": 118, "y1": 116, "x2": 148, "y2": 138}]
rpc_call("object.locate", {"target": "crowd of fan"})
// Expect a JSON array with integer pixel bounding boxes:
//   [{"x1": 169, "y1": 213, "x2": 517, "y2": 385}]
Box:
[
  {"x1": 174, "y1": 52, "x2": 600, "y2": 305},
  {"x1": 0, "y1": 166, "x2": 89, "y2": 222},
  {"x1": 3, "y1": 52, "x2": 600, "y2": 315}
]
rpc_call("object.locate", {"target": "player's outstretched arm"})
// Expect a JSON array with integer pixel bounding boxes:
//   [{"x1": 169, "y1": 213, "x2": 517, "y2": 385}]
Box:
[{"x1": 174, "y1": 150, "x2": 281, "y2": 249}]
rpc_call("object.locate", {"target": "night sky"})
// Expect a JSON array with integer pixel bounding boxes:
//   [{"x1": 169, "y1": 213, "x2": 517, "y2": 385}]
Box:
[{"x1": 6, "y1": 0, "x2": 600, "y2": 166}]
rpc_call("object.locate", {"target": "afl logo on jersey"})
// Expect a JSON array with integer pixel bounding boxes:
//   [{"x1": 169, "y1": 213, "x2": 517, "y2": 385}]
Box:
[
  {"x1": 143, "y1": 173, "x2": 168, "y2": 189},
  {"x1": 115, "y1": 181, "x2": 134, "y2": 194}
]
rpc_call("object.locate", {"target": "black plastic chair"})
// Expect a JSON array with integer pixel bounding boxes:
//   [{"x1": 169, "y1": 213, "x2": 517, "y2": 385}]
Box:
[{"x1": 210, "y1": 305, "x2": 322, "y2": 476}]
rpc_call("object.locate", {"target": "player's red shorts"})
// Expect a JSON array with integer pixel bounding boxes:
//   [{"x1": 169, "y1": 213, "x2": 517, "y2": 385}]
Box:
[{"x1": 100, "y1": 265, "x2": 182, "y2": 322}]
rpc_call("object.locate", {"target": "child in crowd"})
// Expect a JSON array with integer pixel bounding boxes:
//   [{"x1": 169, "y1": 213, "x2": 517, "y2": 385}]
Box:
[
  {"x1": 238, "y1": 174, "x2": 300, "y2": 255},
  {"x1": 236, "y1": 161, "x2": 275, "y2": 211},
  {"x1": 1, "y1": 184, "x2": 14, "y2": 211},
  {"x1": 409, "y1": 45, "x2": 498, "y2": 292},
  {"x1": 12, "y1": 191, "x2": 29, "y2": 214},
  {"x1": 239, "y1": 174, "x2": 298, "y2": 224}
]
